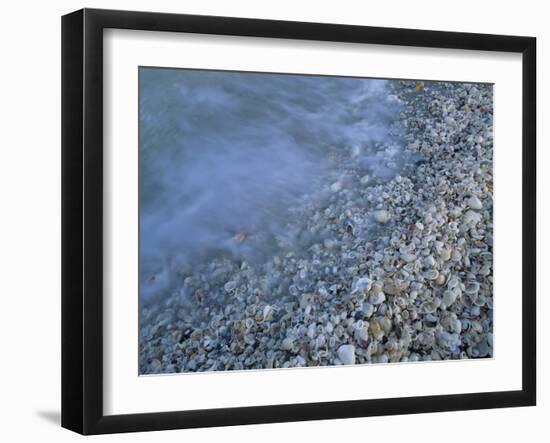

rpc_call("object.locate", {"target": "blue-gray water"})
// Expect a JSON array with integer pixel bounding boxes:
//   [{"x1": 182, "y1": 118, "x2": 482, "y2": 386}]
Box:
[{"x1": 139, "y1": 68, "x2": 405, "y2": 303}]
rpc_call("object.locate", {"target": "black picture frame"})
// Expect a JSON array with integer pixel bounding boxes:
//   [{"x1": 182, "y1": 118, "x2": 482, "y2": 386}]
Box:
[{"x1": 61, "y1": 8, "x2": 537, "y2": 435}]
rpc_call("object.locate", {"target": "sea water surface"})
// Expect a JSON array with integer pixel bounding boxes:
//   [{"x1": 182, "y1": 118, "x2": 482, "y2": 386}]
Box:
[{"x1": 139, "y1": 68, "x2": 406, "y2": 304}]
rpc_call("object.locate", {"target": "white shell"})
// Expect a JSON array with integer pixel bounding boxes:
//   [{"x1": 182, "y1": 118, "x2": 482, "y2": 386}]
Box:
[
  {"x1": 262, "y1": 305, "x2": 273, "y2": 321},
  {"x1": 463, "y1": 210, "x2": 482, "y2": 225},
  {"x1": 373, "y1": 210, "x2": 391, "y2": 224},
  {"x1": 356, "y1": 326, "x2": 370, "y2": 342},
  {"x1": 400, "y1": 252, "x2": 417, "y2": 263},
  {"x1": 424, "y1": 269, "x2": 439, "y2": 280},
  {"x1": 439, "y1": 248, "x2": 451, "y2": 261},
  {"x1": 467, "y1": 195, "x2": 483, "y2": 210},
  {"x1": 351, "y1": 277, "x2": 372, "y2": 295},
  {"x1": 369, "y1": 292, "x2": 386, "y2": 305},
  {"x1": 337, "y1": 345, "x2": 356, "y2": 365},
  {"x1": 442, "y1": 288, "x2": 460, "y2": 308},
  {"x1": 464, "y1": 281, "x2": 480, "y2": 295},
  {"x1": 280, "y1": 337, "x2": 294, "y2": 351},
  {"x1": 330, "y1": 181, "x2": 342, "y2": 192}
]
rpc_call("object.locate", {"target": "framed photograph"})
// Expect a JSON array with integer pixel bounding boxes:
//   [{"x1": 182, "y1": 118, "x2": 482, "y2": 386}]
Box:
[{"x1": 61, "y1": 8, "x2": 536, "y2": 435}]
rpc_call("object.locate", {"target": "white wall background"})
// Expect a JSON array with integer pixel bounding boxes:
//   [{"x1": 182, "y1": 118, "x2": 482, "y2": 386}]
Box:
[{"x1": 0, "y1": 0, "x2": 545, "y2": 441}]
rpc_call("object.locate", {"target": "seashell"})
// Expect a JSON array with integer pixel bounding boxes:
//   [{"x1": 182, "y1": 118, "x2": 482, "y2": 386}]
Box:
[
  {"x1": 307, "y1": 323, "x2": 317, "y2": 339},
  {"x1": 335, "y1": 324, "x2": 345, "y2": 338},
  {"x1": 384, "y1": 279, "x2": 409, "y2": 295},
  {"x1": 467, "y1": 195, "x2": 483, "y2": 210},
  {"x1": 473, "y1": 294, "x2": 487, "y2": 307},
  {"x1": 355, "y1": 326, "x2": 370, "y2": 342},
  {"x1": 420, "y1": 299, "x2": 440, "y2": 314},
  {"x1": 316, "y1": 334, "x2": 326, "y2": 348},
  {"x1": 337, "y1": 345, "x2": 356, "y2": 365},
  {"x1": 439, "y1": 248, "x2": 451, "y2": 261},
  {"x1": 280, "y1": 337, "x2": 294, "y2": 351},
  {"x1": 447, "y1": 276, "x2": 460, "y2": 289},
  {"x1": 424, "y1": 255, "x2": 436, "y2": 267},
  {"x1": 351, "y1": 276, "x2": 372, "y2": 295},
  {"x1": 300, "y1": 293, "x2": 312, "y2": 308},
  {"x1": 149, "y1": 359, "x2": 162, "y2": 372},
  {"x1": 470, "y1": 305, "x2": 481, "y2": 317},
  {"x1": 369, "y1": 320, "x2": 383, "y2": 338},
  {"x1": 400, "y1": 252, "x2": 416, "y2": 263},
  {"x1": 245, "y1": 305, "x2": 257, "y2": 317},
  {"x1": 464, "y1": 281, "x2": 480, "y2": 295},
  {"x1": 224, "y1": 281, "x2": 237, "y2": 292},
  {"x1": 361, "y1": 302, "x2": 374, "y2": 318},
  {"x1": 474, "y1": 338, "x2": 491, "y2": 357},
  {"x1": 470, "y1": 319, "x2": 483, "y2": 334},
  {"x1": 262, "y1": 305, "x2": 274, "y2": 322},
  {"x1": 370, "y1": 281, "x2": 383, "y2": 294},
  {"x1": 369, "y1": 292, "x2": 386, "y2": 305},
  {"x1": 323, "y1": 239, "x2": 336, "y2": 249},
  {"x1": 424, "y1": 269, "x2": 439, "y2": 280},
  {"x1": 377, "y1": 303, "x2": 388, "y2": 317},
  {"x1": 437, "y1": 331, "x2": 460, "y2": 352},
  {"x1": 378, "y1": 317, "x2": 392, "y2": 334},
  {"x1": 463, "y1": 210, "x2": 482, "y2": 225},
  {"x1": 434, "y1": 274, "x2": 446, "y2": 286},
  {"x1": 373, "y1": 210, "x2": 391, "y2": 224},
  {"x1": 418, "y1": 330, "x2": 435, "y2": 347},
  {"x1": 479, "y1": 263, "x2": 492, "y2": 276},
  {"x1": 244, "y1": 334, "x2": 255, "y2": 346},
  {"x1": 442, "y1": 288, "x2": 461, "y2": 308}
]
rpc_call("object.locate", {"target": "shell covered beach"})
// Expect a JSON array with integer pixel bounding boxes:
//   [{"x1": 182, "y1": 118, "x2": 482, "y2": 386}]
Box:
[{"x1": 139, "y1": 71, "x2": 493, "y2": 374}]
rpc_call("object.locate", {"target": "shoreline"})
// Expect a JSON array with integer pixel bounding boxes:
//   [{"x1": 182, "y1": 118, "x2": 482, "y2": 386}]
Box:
[{"x1": 139, "y1": 80, "x2": 493, "y2": 374}]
